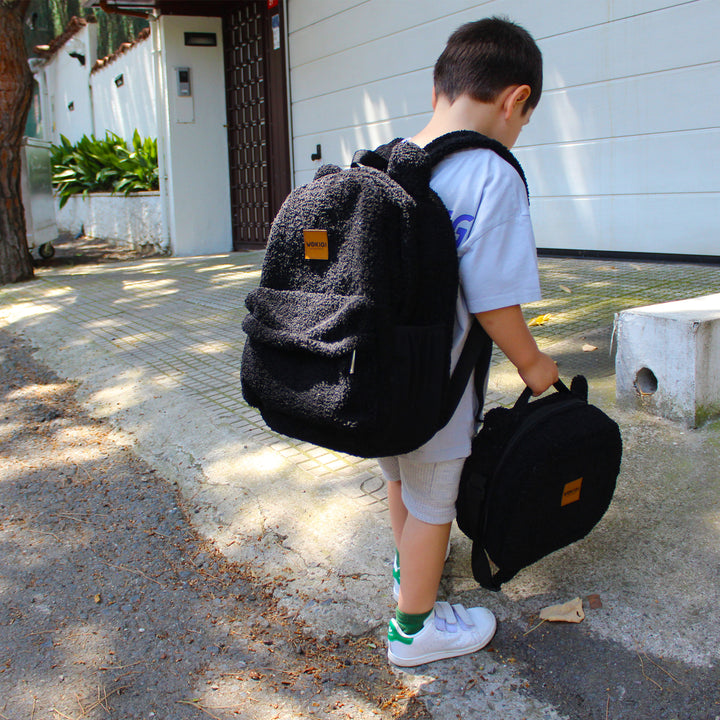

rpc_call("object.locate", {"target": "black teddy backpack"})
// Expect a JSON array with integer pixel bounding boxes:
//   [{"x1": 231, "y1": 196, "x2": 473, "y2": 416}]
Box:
[
  {"x1": 241, "y1": 131, "x2": 525, "y2": 458},
  {"x1": 456, "y1": 376, "x2": 622, "y2": 590}
]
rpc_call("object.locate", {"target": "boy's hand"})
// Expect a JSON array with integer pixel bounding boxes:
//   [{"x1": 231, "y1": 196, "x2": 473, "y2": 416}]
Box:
[
  {"x1": 475, "y1": 305, "x2": 559, "y2": 396},
  {"x1": 517, "y1": 350, "x2": 559, "y2": 396}
]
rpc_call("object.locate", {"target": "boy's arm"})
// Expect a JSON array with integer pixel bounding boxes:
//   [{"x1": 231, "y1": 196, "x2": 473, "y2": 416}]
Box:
[{"x1": 475, "y1": 305, "x2": 558, "y2": 395}]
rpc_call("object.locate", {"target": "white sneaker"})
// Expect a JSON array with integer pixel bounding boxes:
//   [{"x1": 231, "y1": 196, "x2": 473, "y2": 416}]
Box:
[
  {"x1": 387, "y1": 601, "x2": 496, "y2": 667},
  {"x1": 392, "y1": 541, "x2": 451, "y2": 602}
]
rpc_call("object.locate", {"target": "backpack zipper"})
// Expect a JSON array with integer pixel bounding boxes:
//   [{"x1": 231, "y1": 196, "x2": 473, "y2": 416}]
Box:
[{"x1": 349, "y1": 348, "x2": 357, "y2": 374}]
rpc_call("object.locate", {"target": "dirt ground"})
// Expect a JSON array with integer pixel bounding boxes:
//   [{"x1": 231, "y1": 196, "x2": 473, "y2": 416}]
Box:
[{"x1": 0, "y1": 238, "x2": 429, "y2": 720}]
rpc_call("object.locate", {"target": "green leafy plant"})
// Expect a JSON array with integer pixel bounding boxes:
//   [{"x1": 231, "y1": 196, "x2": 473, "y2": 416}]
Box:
[{"x1": 51, "y1": 130, "x2": 159, "y2": 208}]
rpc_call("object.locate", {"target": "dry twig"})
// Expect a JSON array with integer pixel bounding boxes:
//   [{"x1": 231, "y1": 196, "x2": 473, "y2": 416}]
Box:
[
  {"x1": 81, "y1": 686, "x2": 126, "y2": 717},
  {"x1": 52, "y1": 709, "x2": 76, "y2": 720},
  {"x1": 51, "y1": 513, "x2": 94, "y2": 525},
  {"x1": 21, "y1": 629, "x2": 57, "y2": 639},
  {"x1": 74, "y1": 692, "x2": 86, "y2": 717},
  {"x1": 98, "y1": 660, "x2": 144, "y2": 672},
  {"x1": 93, "y1": 555, "x2": 165, "y2": 587},
  {"x1": 177, "y1": 700, "x2": 224, "y2": 720},
  {"x1": 112, "y1": 669, "x2": 143, "y2": 683},
  {"x1": 523, "y1": 618, "x2": 547, "y2": 636},
  {"x1": 28, "y1": 528, "x2": 62, "y2": 542},
  {"x1": 633, "y1": 638, "x2": 686, "y2": 691},
  {"x1": 637, "y1": 652, "x2": 663, "y2": 690},
  {"x1": 640, "y1": 652, "x2": 686, "y2": 687}
]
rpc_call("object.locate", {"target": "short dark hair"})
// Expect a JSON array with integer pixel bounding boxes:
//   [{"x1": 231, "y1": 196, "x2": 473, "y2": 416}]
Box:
[{"x1": 433, "y1": 17, "x2": 543, "y2": 113}]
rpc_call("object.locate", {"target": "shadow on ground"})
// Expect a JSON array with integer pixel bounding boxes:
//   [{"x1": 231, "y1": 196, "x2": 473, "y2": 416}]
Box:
[{"x1": 0, "y1": 330, "x2": 428, "y2": 719}]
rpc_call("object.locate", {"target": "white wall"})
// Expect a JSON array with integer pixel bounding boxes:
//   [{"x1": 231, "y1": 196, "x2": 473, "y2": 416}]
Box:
[
  {"x1": 39, "y1": 23, "x2": 157, "y2": 146},
  {"x1": 287, "y1": 0, "x2": 720, "y2": 257},
  {"x1": 56, "y1": 192, "x2": 164, "y2": 251},
  {"x1": 91, "y1": 34, "x2": 157, "y2": 144},
  {"x1": 159, "y1": 15, "x2": 232, "y2": 256},
  {"x1": 42, "y1": 23, "x2": 97, "y2": 144},
  {"x1": 38, "y1": 17, "x2": 232, "y2": 258}
]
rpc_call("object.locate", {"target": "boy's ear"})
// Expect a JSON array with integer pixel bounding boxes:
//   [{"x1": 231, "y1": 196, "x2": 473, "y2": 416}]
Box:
[
  {"x1": 431, "y1": 86, "x2": 438, "y2": 110},
  {"x1": 502, "y1": 84, "x2": 531, "y2": 119}
]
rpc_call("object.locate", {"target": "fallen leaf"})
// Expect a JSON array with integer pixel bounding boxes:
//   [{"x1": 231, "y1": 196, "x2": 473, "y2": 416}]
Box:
[
  {"x1": 94, "y1": 594, "x2": 102, "y2": 604},
  {"x1": 587, "y1": 594, "x2": 603, "y2": 610},
  {"x1": 539, "y1": 597, "x2": 585, "y2": 623},
  {"x1": 559, "y1": 285, "x2": 572, "y2": 294},
  {"x1": 582, "y1": 344, "x2": 598, "y2": 352},
  {"x1": 528, "y1": 313, "x2": 552, "y2": 327}
]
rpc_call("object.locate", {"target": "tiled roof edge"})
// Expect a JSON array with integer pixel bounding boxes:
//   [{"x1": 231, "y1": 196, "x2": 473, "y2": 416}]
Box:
[
  {"x1": 34, "y1": 16, "x2": 97, "y2": 61},
  {"x1": 91, "y1": 27, "x2": 152, "y2": 74}
]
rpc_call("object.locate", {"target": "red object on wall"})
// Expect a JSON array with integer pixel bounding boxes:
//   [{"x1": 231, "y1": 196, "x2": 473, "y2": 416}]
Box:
[{"x1": 268, "y1": 0, "x2": 278, "y2": 8}]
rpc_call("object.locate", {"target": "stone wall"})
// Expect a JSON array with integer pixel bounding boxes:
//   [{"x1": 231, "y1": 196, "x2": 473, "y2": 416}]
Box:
[{"x1": 56, "y1": 192, "x2": 167, "y2": 253}]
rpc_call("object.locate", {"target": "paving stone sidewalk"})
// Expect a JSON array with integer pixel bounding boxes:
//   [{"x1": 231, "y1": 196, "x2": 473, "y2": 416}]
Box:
[
  {"x1": 0, "y1": 253, "x2": 718, "y2": 543},
  {"x1": 1, "y1": 253, "x2": 719, "y2": 567},
  {"x1": 2, "y1": 252, "x2": 718, "y2": 508}
]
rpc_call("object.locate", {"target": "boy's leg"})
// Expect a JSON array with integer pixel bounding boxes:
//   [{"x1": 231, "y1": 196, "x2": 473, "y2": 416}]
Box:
[
  {"x1": 388, "y1": 476, "x2": 450, "y2": 610},
  {"x1": 380, "y1": 456, "x2": 497, "y2": 666},
  {"x1": 382, "y1": 456, "x2": 457, "y2": 610},
  {"x1": 386, "y1": 475, "x2": 407, "y2": 550},
  {"x1": 397, "y1": 514, "x2": 451, "y2": 614}
]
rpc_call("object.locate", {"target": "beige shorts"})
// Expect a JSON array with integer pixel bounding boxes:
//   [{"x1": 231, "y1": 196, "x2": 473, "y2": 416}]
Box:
[{"x1": 377, "y1": 455, "x2": 466, "y2": 525}]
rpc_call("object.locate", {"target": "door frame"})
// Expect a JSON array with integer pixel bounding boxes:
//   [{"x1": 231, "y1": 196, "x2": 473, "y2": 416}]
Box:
[
  {"x1": 222, "y1": 0, "x2": 291, "y2": 249},
  {"x1": 156, "y1": 0, "x2": 292, "y2": 249}
]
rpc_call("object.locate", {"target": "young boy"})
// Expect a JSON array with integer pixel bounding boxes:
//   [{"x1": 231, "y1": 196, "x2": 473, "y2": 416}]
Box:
[{"x1": 380, "y1": 17, "x2": 559, "y2": 667}]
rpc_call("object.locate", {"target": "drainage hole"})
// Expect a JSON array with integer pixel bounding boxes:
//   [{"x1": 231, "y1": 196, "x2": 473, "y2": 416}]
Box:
[{"x1": 635, "y1": 367, "x2": 658, "y2": 395}]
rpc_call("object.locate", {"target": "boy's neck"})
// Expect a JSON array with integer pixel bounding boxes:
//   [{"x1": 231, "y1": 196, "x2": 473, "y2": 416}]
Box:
[{"x1": 411, "y1": 93, "x2": 505, "y2": 148}]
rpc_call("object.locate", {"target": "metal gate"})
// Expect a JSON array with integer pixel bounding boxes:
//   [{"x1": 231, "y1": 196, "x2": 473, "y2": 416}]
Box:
[{"x1": 223, "y1": 2, "x2": 290, "y2": 249}]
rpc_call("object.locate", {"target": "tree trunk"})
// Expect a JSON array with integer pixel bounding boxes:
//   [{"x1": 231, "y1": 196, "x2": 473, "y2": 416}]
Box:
[{"x1": 0, "y1": 0, "x2": 35, "y2": 285}]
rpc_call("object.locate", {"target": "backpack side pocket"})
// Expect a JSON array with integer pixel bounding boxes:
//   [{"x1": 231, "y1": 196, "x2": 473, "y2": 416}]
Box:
[{"x1": 241, "y1": 287, "x2": 377, "y2": 432}]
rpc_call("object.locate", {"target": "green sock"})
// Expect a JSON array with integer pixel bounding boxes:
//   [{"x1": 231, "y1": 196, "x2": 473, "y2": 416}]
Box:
[{"x1": 395, "y1": 608, "x2": 431, "y2": 636}]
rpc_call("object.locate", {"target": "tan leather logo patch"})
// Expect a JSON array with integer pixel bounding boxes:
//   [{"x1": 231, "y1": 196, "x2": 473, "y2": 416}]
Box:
[
  {"x1": 561, "y1": 477, "x2": 583, "y2": 506},
  {"x1": 304, "y1": 229, "x2": 329, "y2": 260}
]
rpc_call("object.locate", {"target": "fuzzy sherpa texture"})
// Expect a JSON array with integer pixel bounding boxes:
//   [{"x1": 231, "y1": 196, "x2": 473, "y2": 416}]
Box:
[
  {"x1": 241, "y1": 134, "x2": 527, "y2": 457},
  {"x1": 456, "y1": 378, "x2": 622, "y2": 590}
]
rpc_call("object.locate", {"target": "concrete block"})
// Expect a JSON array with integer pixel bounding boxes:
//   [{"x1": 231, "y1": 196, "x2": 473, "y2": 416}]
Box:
[{"x1": 615, "y1": 294, "x2": 720, "y2": 427}]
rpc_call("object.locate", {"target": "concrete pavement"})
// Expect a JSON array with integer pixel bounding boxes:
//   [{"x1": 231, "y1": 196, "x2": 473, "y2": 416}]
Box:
[{"x1": 1, "y1": 252, "x2": 720, "y2": 719}]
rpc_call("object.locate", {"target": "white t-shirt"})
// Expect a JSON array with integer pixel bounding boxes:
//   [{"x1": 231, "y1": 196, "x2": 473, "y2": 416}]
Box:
[{"x1": 405, "y1": 147, "x2": 542, "y2": 463}]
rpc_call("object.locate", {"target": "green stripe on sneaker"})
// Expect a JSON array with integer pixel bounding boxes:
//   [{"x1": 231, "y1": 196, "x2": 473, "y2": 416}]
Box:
[
  {"x1": 388, "y1": 619, "x2": 414, "y2": 645},
  {"x1": 393, "y1": 550, "x2": 400, "y2": 583}
]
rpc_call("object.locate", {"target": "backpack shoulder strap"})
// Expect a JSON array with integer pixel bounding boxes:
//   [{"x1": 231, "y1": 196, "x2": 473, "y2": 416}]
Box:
[
  {"x1": 423, "y1": 130, "x2": 529, "y2": 200},
  {"x1": 440, "y1": 320, "x2": 492, "y2": 427},
  {"x1": 354, "y1": 133, "x2": 527, "y2": 197},
  {"x1": 428, "y1": 132, "x2": 528, "y2": 423},
  {"x1": 353, "y1": 135, "x2": 503, "y2": 429}
]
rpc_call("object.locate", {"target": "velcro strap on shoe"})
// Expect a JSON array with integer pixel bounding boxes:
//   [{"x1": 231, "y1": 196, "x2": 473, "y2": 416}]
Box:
[
  {"x1": 434, "y1": 601, "x2": 457, "y2": 633},
  {"x1": 433, "y1": 602, "x2": 476, "y2": 634},
  {"x1": 452, "y1": 603, "x2": 474, "y2": 631}
]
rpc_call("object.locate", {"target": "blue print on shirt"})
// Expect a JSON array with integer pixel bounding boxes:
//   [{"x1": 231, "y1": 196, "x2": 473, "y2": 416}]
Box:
[{"x1": 452, "y1": 213, "x2": 475, "y2": 247}]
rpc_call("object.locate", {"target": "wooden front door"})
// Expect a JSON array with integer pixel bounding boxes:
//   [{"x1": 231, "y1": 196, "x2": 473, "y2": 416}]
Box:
[{"x1": 223, "y1": 1, "x2": 291, "y2": 249}]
